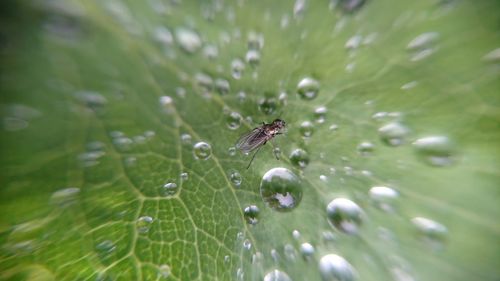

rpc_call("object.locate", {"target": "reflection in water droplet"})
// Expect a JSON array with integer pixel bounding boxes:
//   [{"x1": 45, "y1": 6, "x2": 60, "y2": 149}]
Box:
[
  {"x1": 319, "y1": 254, "x2": 356, "y2": 281},
  {"x1": 263, "y1": 269, "x2": 292, "y2": 281},
  {"x1": 289, "y1": 148, "x2": 310, "y2": 168},
  {"x1": 300, "y1": 121, "x2": 314, "y2": 137},
  {"x1": 226, "y1": 112, "x2": 242, "y2": 130},
  {"x1": 300, "y1": 242, "x2": 315, "y2": 259},
  {"x1": 412, "y1": 136, "x2": 455, "y2": 167},
  {"x1": 260, "y1": 168, "x2": 302, "y2": 212},
  {"x1": 158, "y1": 264, "x2": 171, "y2": 279},
  {"x1": 175, "y1": 27, "x2": 201, "y2": 53},
  {"x1": 161, "y1": 182, "x2": 178, "y2": 196},
  {"x1": 193, "y1": 141, "x2": 212, "y2": 160},
  {"x1": 378, "y1": 122, "x2": 409, "y2": 146},
  {"x1": 137, "y1": 216, "x2": 154, "y2": 234},
  {"x1": 369, "y1": 186, "x2": 398, "y2": 212},
  {"x1": 326, "y1": 198, "x2": 363, "y2": 234},
  {"x1": 258, "y1": 97, "x2": 278, "y2": 115},
  {"x1": 297, "y1": 77, "x2": 320, "y2": 100},
  {"x1": 357, "y1": 141, "x2": 375, "y2": 156},
  {"x1": 243, "y1": 205, "x2": 260, "y2": 225}
]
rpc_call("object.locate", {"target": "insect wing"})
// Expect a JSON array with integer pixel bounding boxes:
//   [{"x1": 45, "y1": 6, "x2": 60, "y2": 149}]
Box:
[{"x1": 236, "y1": 128, "x2": 267, "y2": 153}]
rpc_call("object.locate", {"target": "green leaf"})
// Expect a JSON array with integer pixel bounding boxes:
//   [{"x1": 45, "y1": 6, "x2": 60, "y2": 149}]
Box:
[{"x1": 1, "y1": 0, "x2": 499, "y2": 280}]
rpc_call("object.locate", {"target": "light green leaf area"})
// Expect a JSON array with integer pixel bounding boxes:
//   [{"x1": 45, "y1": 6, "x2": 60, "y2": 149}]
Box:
[{"x1": 0, "y1": 0, "x2": 499, "y2": 280}]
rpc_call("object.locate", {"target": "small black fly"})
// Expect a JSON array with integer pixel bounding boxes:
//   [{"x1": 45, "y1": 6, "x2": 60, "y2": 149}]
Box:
[{"x1": 236, "y1": 119, "x2": 286, "y2": 169}]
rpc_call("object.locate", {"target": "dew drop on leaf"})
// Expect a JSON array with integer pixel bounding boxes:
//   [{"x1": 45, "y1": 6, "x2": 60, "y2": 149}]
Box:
[
  {"x1": 378, "y1": 122, "x2": 409, "y2": 146},
  {"x1": 50, "y1": 187, "x2": 80, "y2": 208},
  {"x1": 215, "y1": 78, "x2": 230, "y2": 95},
  {"x1": 231, "y1": 58, "x2": 245, "y2": 79},
  {"x1": 137, "y1": 216, "x2": 154, "y2": 234},
  {"x1": 226, "y1": 111, "x2": 242, "y2": 130},
  {"x1": 357, "y1": 141, "x2": 375, "y2": 156},
  {"x1": 243, "y1": 205, "x2": 260, "y2": 225},
  {"x1": 229, "y1": 170, "x2": 242, "y2": 187},
  {"x1": 181, "y1": 133, "x2": 192, "y2": 145},
  {"x1": 193, "y1": 141, "x2": 212, "y2": 160},
  {"x1": 319, "y1": 254, "x2": 356, "y2": 281},
  {"x1": 300, "y1": 121, "x2": 314, "y2": 137},
  {"x1": 260, "y1": 167, "x2": 302, "y2": 212},
  {"x1": 289, "y1": 148, "x2": 310, "y2": 168},
  {"x1": 411, "y1": 217, "x2": 448, "y2": 241},
  {"x1": 326, "y1": 198, "x2": 363, "y2": 235},
  {"x1": 161, "y1": 182, "x2": 178, "y2": 196},
  {"x1": 263, "y1": 269, "x2": 292, "y2": 281},
  {"x1": 314, "y1": 106, "x2": 327, "y2": 123},
  {"x1": 245, "y1": 49, "x2": 260, "y2": 66},
  {"x1": 158, "y1": 264, "x2": 171, "y2": 279},
  {"x1": 300, "y1": 242, "x2": 315, "y2": 259},
  {"x1": 297, "y1": 77, "x2": 320, "y2": 100},
  {"x1": 258, "y1": 97, "x2": 278, "y2": 115},
  {"x1": 175, "y1": 27, "x2": 201, "y2": 53},
  {"x1": 412, "y1": 136, "x2": 455, "y2": 167},
  {"x1": 369, "y1": 186, "x2": 399, "y2": 212}
]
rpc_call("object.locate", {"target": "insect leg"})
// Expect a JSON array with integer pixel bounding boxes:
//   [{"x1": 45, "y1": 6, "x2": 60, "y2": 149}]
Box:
[{"x1": 246, "y1": 145, "x2": 263, "y2": 169}]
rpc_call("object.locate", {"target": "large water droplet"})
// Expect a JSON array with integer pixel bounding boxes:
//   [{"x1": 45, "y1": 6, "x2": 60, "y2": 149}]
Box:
[
  {"x1": 243, "y1": 205, "x2": 260, "y2": 225},
  {"x1": 300, "y1": 121, "x2": 314, "y2": 137},
  {"x1": 175, "y1": 27, "x2": 201, "y2": 53},
  {"x1": 297, "y1": 77, "x2": 320, "y2": 100},
  {"x1": 260, "y1": 168, "x2": 302, "y2": 212},
  {"x1": 289, "y1": 148, "x2": 310, "y2": 168},
  {"x1": 369, "y1": 186, "x2": 398, "y2": 212},
  {"x1": 263, "y1": 269, "x2": 292, "y2": 281},
  {"x1": 300, "y1": 242, "x2": 315, "y2": 259},
  {"x1": 258, "y1": 97, "x2": 278, "y2": 115},
  {"x1": 161, "y1": 182, "x2": 178, "y2": 196},
  {"x1": 137, "y1": 216, "x2": 154, "y2": 234},
  {"x1": 326, "y1": 198, "x2": 363, "y2": 234},
  {"x1": 226, "y1": 111, "x2": 242, "y2": 130},
  {"x1": 319, "y1": 254, "x2": 356, "y2": 281},
  {"x1": 378, "y1": 122, "x2": 409, "y2": 146},
  {"x1": 193, "y1": 141, "x2": 212, "y2": 160},
  {"x1": 412, "y1": 136, "x2": 455, "y2": 167}
]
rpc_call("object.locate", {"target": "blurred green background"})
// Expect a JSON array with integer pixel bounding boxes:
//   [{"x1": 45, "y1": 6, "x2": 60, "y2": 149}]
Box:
[{"x1": 0, "y1": 0, "x2": 499, "y2": 280}]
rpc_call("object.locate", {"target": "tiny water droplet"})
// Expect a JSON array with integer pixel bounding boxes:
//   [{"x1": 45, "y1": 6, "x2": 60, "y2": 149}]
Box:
[
  {"x1": 195, "y1": 72, "x2": 213, "y2": 90},
  {"x1": 180, "y1": 172, "x2": 189, "y2": 181},
  {"x1": 260, "y1": 168, "x2": 302, "y2": 212},
  {"x1": 95, "y1": 240, "x2": 116, "y2": 254},
  {"x1": 263, "y1": 269, "x2": 292, "y2": 281},
  {"x1": 50, "y1": 187, "x2": 80, "y2": 207},
  {"x1": 411, "y1": 217, "x2": 448, "y2": 241},
  {"x1": 137, "y1": 216, "x2": 154, "y2": 234},
  {"x1": 412, "y1": 136, "x2": 455, "y2": 167},
  {"x1": 369, "y1": 186, "x2": 398, "y2": 212},
  {"x1": 243, "y1": 205, "x2": 260, "y2": 225},
  {"x1": 243, "y1": 239, "x2": 252, "y2": 250},
  {"x1": 319, "y1": 254, "x2": 356, "y2": 281},
  {"x1": 226, "y1": 112, "x2": 242, "y2": 130},
  {"x1": 175, "y1": 27, "x2": 201, "y2": 53},
  {"x1": 215, "y1": 78, "x2": 230, "y2": 95},
  {"x1": 181, "y1": 133, "x2": 192, "y2": 145},
  {"x1": 245, "y1": 50, "x2": 260, "y2": 66},
  {"x1": 357, "y1": 141, "x2": 375, "y2": 156},
  {"x1": 224, "y1": 255, "x2": 231, "y2": 264},
  {"x1": 193, "y1": 141, "x2": 212, "y2": 160},
  {"x1": 300, "y1": 121, "x2": 314, "y2": 137},
  {"x1": 345, "y1": 35, "x2": 362, "y2": 50},
  {"x1": 231, "y1": 58, "x2": 245, "y2": 79},
  {"x1": 326, "y1": 198, "x2": 363, "y2": 235},
  {"x1": 202, "y1": 44, "x2": 218, "y2": 59},
  {"x1": 258, "y1": 97, "x2": 278, "y2": 115},
  {"x1": 228, "y1": 146, "x2": 236, "y2": 156},
  {"x1": 159, "y1": 95, "x2": 173, "y2": 106},
  {"x1": 407, "y1": 32, "x2": 439, "y2": 51},
  {"x1": 300, "y1": 242, "x2": 315, "y2": 259},
  {"x1": 329, "y1": 124, "x2": 339, "y2": 131},
  {"x1": 247, "y1": 31, "x2": 264, "y2": 50},
  {"x1": 161, "y1": 182, "x2": 178, "y2": 196},
  {"x1": 297, "y1": 77, "x2": 320, "y2": 100},
  {"x1": 378, "y1": 122, "x2": 409, "y2": 146},
  {"x1": 292, "y1": 229, "x2": 301, "y2": 240},
  {"x1": 289, "y1": 148, "x2": 310, "y2": 168},
  {"x1": 314, "y1": 106, "x2": 327, "y2": 123},
  {"x1": 158, "y1": 264, "x2": 171, "y2": 279},
  {"x1": 483, "y1": 48, "x2": 500, "y2": 63},
  {"x1": 229, "y1": 171, "x2": 242, "y2": 187}
]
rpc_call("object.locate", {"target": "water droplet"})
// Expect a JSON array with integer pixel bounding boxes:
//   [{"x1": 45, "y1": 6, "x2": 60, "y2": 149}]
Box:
[
  {"x1": 260, "y1": 168, "x2": 302, "y2": 212},
  {"x1": 412, "y1": 136, "x2": 455, "y2": 167},
  {"x1": 289, "y1": 148, "x2": 310, "y2": 168},
  {"x1": 95, "y1": 240, "x2": 116, "y2": 254},
  {"x1": 357, "y1": 141, "x2": 375, "y2": 156},
  {"x1": 112, "y1": 136, "x2": 133, "y2": 151},
  {"x1": 193, "y1": 141, "x2": 212, "y2": 160},
  {"x1": 283, "y1": 244, "x2": 297, "y2": 261},
  {"x1": 314, "y1": 106, "x2": 327, "y2": 123},
  {"x1": 300, "y1": 121, "x2": 314, "y2": 137},
  {"x1": 243, "y1": 239, "x2": 252, "y2": 250},
  {"x1": 258, "y1": 97, "x2": 278, "y2": 115},
  {"x1": 180, "y1": 172, "x2": 189, "y2": 181},
  {"x1": 228, "y1": 146, "x2": 236, "y2": 156},
  {"x1": 297, "y1": 77, "x2": 320, "y2": 100},
  {"x1": 50, "y1": 187, "x2": 80, "y2": 207},
  {"x1": 345, "y1": 35, "x2": 362, "y2": 50},
  {"x1": 411, "y1": 217, "x2": 448, "y2": 240},
  {"x1": 320, "y1": 175, "x2": 328, "y2": 182},
  {"x1": 236, "y1": 231, "x2": 244, "y2": 240},
  {"x1": 300, "y1": 242, "x2": 315, "y2": 259},
  {"x1": 319, "y1": 254, "x2": 356, "y2": 281},
  {"x1": 340, "y1": 0, "x2": 367, "y2": 12},
  {"x1": 226, "y1": 112, "x2": 242, "y2": 130},
  {"x1": 243, "y1": 205, "x2": 260, "y2": 225},
  {"x1": 228, "y1": 170, "x2": 242, "y2": 187},
  {"x1": 231, "y1": 58, "x2": 245, "y2": 79},
  {"x1": 224, "y1": 255, "x2": 231, "y2": 264},
  {"x1": 161, "y1": 182, "x2": 178, "y2": 196},
  {"x1": 236, "y1": 268, "x2": 244, "y2": 281},
  {"x1": 195, "y1": 72, "x2": 213, "y2": 90},
  {"x1": 322, "y1": 231, "x2": 336, "y2": 242},
  {"x1": 378, "y1": 122, "x2": 409, "y2": 146},
  {"x1": 245, "y1": 50, "x2": 260, "y2": 66},
  {"x1": 215, "y1": 78, "x2": 230, "y2": 95},
  {"x1": 263, "y1": 269, "x2": 292, "y2": 281},
  {"x1": 159, "y1": 96, "x2": 173, "y2": 107},
  {"x1": 158, "y1": 264, "x2": 171, "y2": 279},
  {"x1": 154, "y1": 26, "x2": 173, "y2": 45},
  {"x1": 326, "y1": 198, "x2": 363, "y2": 234},
  {"x1": 369, "y1": 186, "x2": 399, "y2": 212},
  {"x1": 247, "y1": 31, "x2": 264, "y2": 50},
  {"x1": 401, "y1": 81, "x2": 418, "y2": 90},
  {"x1": 202, "y1": 44, "x2": 218, "y2": 59},
  {"x1": 181, "y1": 133, "x2": 192, "y2": 145},
  {"x1": 76, "y1": 91, "x2": 107, "y2": 107},
  {"x1": 407, "y1": 32, "x2": 439, "y2": 51},
  {"x1": 292, "y1": 229, "x2": 301, "y2": 240},
  {"x1": 175, "y1": 27, "x2": 201, "y2": 53},
  {"x1": 137, "y1": 216, "x2": 154, "y2": 234},
  {"x1": 482, "y1": 48, "x2": 500, "y2": 62},
  {"x1": 329, "y1": 124, "x2": 339, "y2": 131}
]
